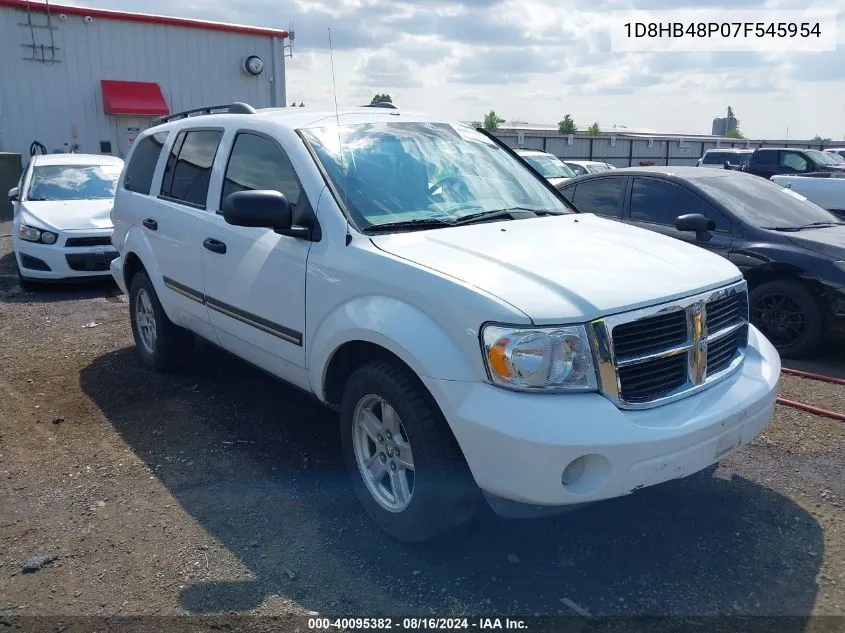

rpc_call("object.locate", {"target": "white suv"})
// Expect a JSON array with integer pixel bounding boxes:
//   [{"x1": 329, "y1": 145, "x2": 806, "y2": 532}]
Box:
[{"x1": 109, "y1": 103, "x2": 781, "y2": 542}]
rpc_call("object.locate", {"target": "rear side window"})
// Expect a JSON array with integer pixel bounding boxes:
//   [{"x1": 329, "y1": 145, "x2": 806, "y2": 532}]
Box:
[
  {"x1": 703, "y1": 151, "x2": 738, "y2": 165},
  {"x1": 571, "y1": 178, "x2": 625, "y2": 217},
  {"x1": 160, "y1": 129, "x2": 223, "y2": 209},
  {"x1": 752, "y1": 150, "x2": 777, "y2": 166},
  {"x1": 221, "y1": 132, "x2": 301, "y2": 207},
  {"x1": 123, "y1": 131, "x2": 169, "y2": 194}
]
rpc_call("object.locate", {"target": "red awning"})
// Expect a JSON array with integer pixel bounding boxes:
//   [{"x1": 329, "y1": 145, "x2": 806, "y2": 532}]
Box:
[{"x1": 101, "y1": 80, "x2": 169, "y2": 116}]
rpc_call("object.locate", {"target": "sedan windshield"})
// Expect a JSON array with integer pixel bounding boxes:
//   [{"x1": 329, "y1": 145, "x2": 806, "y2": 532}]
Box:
[
  {"x1": 586, "y1": 163, "x2": 611, "y2": 173},
  {"x1": 300, "y1": 121, "x2": 573, "y2": 229},
  {"x1": 694, "y1": 174, "x2": 841, "y2": 229},
  {"x1": 521, "y1": 154, "x2": 576, "y2": 179},
  {"x1": 27, "y1": 164, "x2": 121, "y2": 201}
]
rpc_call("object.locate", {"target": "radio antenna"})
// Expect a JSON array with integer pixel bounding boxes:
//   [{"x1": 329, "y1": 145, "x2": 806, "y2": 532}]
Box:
[{"x1": 328, "y1": 28, "x2": 352, "y2": 246}]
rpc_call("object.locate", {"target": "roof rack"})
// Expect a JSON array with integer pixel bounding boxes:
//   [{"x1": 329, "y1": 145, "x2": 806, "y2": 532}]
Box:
[
  {"x1": 362, "y1": 102, "x2": 399, "y2": 110},
  {"x1": 152, "y1": 102, "x2": 256, "y2": 126}
]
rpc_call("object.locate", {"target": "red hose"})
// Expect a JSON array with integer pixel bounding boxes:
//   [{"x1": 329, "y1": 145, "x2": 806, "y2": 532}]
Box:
[
  {"x1": 776, "y1": 367, "x2": 845, "y2": 421},
  {"x1": 781, "y1": 367, "x2": 845, "y2": 386},
  {"x1": 776, "y1": 397, "x2": 845, "y2": 422}
]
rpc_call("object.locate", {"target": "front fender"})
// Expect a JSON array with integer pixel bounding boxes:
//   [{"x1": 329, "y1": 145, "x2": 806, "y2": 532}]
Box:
[
  {"x1": 308, "y1": 296, "x2": 483, "y2": 399},
  {"x1": 118, "y1": 225, "x2": 181, "y2": 325}
]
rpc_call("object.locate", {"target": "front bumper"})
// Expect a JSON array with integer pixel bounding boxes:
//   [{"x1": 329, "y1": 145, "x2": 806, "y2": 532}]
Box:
[
  {"x1": 14, "y1": 230, "x2": 117, "y2": 281},
  {"x1": 423, "y1": 325, "x2": 780, "y2": 512}
]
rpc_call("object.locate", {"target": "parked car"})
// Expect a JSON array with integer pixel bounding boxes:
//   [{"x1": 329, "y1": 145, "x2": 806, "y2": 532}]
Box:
[
  {"x1": 109, "y1": 103, "x2": 780, "y2": 542},
  {"x1": 743, "y1": 147, "x2": 845, "y2": 179},
  {"x1": 556, "y1": 167, "x2": 845, "y2": 358},
  {"x1": 564, "y1": 160, "x2": 615, "y2": 175},
  {"x1": 824, "y1": 148, "x2": 845, "y2": 161},
  {"x1": 697, "y1": 148, "x2": 752, "y2": 169},
  {"x1": 770, "y1": 173, "x2": 845, "y2": 219},
  {"x1": 9, "y1": 153, "x2": 124, "y2": 289},
  {"x1": 513, "y1": 149, "x2": 576, "y2": 186}
]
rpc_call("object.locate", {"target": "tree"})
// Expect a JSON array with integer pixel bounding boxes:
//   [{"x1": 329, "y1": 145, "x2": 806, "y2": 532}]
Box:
[
  {"x1": 482, "y1": 110, "x2": 505, "y2": 131},
  {"x1": 812, "y1": 135, "x2": 832, "y2": 142},
  {"x1": 727, "y1": 106, "x2": 735, "y2": 119},
  {"x1": 725, "y1": 127, "x2": 744, "y2": 139},
  {"x1": 470, "y1": 121, "x2": 482, "y2": 129},
  {"x1": 299, "y1": 102, "x2": 305, "y2": 107},
  {"x1": 585, "y1": 122, "x2": 601, "y2": 136},
  {"x1": 558, "y1": 115, "x2": 577, "y2": 134},
  {"x1": 370, "y1": 93, "x2": 392, "y2": 105}
]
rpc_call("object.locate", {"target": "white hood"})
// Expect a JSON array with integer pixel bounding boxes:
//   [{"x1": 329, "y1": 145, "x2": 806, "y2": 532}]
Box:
[
  {"x1": 22, "y1": 200, "x2": 114, "y2": 231},
  {"x1": 371, "y1": 213, "x2": 743, "y2": 323}
]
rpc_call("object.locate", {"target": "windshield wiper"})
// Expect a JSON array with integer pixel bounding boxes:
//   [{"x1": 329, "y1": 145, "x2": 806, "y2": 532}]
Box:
[
  {"x1": 364, "y1": 218, "x2": 457, "y2": 233},
  {"x1": 452, "y1": 207, "x2": 561, "y2": 226},
  {"x1": 763, "y1": 221, "x2": 845, "y2": 232}
]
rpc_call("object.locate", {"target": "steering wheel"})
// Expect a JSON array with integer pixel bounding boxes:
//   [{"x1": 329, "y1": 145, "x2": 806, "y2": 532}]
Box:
[{"x1": 428, "y1": 176, "x2": 469, "y2": 197}]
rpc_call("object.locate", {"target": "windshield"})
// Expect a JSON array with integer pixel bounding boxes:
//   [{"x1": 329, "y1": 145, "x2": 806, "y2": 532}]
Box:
[
  {"x1": 521, "y1": 154, "x2": 576, "y2": 179},
  {"x1": 694, "y1": 174, "x2": 841, "y2": 228},
  {"x1": 809, "y1": 149, "x2": 842, "y2": 166},
  {"x1": 300, "y1": 121, "x2": 573, "y2": 229},
  {"x1": 586, "y1": 163, "x2": 611, "y2": 173},
  {"x1": 27, "y1": 164, "x2": 121, "y2": 201}
]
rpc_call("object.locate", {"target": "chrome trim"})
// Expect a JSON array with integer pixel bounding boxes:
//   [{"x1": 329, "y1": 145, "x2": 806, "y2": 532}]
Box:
[{"x1": 590, "y1": 280, "x2": 748, "y2": 410}]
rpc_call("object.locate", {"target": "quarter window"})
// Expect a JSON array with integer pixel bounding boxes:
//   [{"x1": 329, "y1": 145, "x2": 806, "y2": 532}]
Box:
[
  {"x1": 570, "y1": 178, "x2": 625, "y2": 217},
  {"x1": 221, "y1": 132, "x2": 301, "y2": 208},
  {"x1": 630, "y1": 178, "x2": 706, "y2": 225},
  {"x1": 160, "y1": 130, "x2": 223, "y2": 208},
  {"x1": 123, "y1": 131, "x2": 169, "y2": 194}
]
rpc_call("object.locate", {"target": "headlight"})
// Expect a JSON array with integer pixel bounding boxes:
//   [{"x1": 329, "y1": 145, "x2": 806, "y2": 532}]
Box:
[
  {"x1": 481, "y1": 324, "x2": 598, "y2": 391},
  {"x1": 18, "y1": 224, "x2": 57, "y2": 244}
]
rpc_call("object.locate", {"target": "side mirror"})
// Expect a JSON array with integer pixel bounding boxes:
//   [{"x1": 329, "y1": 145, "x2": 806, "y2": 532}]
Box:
[
  {"x1": 8, "y1": 187, "x2": 19, "y2": 202},
  {"x1": 222, "y1": 189, "x2": 295, "y2": 233},
  {"x1": 676, "y1": 213, "x2": 716, "y2": 233}
]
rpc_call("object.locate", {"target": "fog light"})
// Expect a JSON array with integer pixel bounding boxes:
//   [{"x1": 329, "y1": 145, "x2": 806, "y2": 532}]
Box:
[
  {"x1": 40, "y1": 231, "x2": 58, "y2": 244},
  {"x1": 561, "y1": 454, "x2": 611, "y2": 496}
]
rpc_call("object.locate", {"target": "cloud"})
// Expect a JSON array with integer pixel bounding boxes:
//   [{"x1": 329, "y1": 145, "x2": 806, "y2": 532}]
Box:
[
  {"x1": 352, "y1": 51, "x2": 423, "y2": 88},
  {"x1": 449, "y1": 47, "x2": 565, "y2": 84}
]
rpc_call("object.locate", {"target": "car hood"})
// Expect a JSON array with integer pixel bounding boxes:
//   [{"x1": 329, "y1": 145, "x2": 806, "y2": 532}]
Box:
[
  {"x1": 785, "y1": 225, "x2": 845, "y2": 259},
  {"x1": 370, "y1": 213, "x2": 743, "y2": 323},
  {"x1": 21, "y1": 200, "x2": 114, "y2": 231}
]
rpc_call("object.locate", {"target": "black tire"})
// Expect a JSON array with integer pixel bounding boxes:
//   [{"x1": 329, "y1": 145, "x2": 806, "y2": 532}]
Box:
[
  {"x1": 749, "y1": 279, "x2": 823, "y2": 359},
  {"x1": 340, "y1": 360, "x2": 481, "y2": 543},
  {"x1": 128, "y1": 271, "x2": 195, "y2": 371}
]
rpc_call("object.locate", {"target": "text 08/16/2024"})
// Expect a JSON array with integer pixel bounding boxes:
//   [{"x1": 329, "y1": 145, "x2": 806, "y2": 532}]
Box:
[{"x1": 609, "y1": 9, "x2": 837, "y2": 52}]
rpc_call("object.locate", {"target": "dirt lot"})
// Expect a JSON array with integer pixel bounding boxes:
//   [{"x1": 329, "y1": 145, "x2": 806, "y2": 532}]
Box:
[{"x1": 1, "y1": 221, "x2": 844, "y2": 624}]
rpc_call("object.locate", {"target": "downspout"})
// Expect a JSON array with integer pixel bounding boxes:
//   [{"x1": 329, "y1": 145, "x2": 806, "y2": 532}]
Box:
[{"x1": 270, "y1": 36, "x2": 281, "y2": 107}]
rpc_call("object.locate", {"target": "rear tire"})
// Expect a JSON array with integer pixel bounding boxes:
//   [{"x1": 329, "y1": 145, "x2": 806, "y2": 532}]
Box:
[
  {"x1": 749, "y1": 279, "x2": 823, "y2": 359},
  {"x1": 129, "y1": 271, "x2": 195, "y2": 371},
  {"x1": 340, "y1": 360, "x2": 481, "y2": 543}
]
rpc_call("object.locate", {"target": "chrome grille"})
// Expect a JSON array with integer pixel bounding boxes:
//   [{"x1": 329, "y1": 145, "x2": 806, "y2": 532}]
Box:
[{"x1": 589, "y1": 280, "x2": 749, "y2": 410}]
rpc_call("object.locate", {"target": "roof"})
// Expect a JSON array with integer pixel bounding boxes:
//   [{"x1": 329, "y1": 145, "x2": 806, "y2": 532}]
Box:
[
  {"x1": 32, "y1": 153, "x2": 124, "y2": 166},
  {"x1": 588, "y1": 166, "x2": 747, "y2": 181},
  {"x1": 149, "y1": 106, "x2": 465, "y2": 133},
  {"x1": 0, "y1": 0, "x2": 288, "y2": 38}
]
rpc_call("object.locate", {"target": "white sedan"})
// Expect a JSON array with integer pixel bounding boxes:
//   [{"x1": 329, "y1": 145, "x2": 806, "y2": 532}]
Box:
[
  {"x1": 9, "y1": 153, "x2": 124, "y2": 289},
  {"x1": 563, "y1": 159, "x2": 616, "y2": 175}
]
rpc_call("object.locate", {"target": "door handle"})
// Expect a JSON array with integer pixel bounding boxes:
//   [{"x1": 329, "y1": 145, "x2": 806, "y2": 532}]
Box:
[
  {"x1": 142, "y1": 218, "x2": 158, "y2": 231},
  {"x1": 203, "y1": 238, "x2": 227, "y2": 254}
]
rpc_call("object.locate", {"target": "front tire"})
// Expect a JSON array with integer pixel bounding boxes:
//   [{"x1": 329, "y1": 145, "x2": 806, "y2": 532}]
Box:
[
  {"x1": 340, "y1": 360, "x2": 481, "y2": 543},
  {"x1": 129, "y1": 271, "x2": 195, "y2": 371},
  {"x1": 749, "y1": 279, "x2": 823, "y2": 359}
]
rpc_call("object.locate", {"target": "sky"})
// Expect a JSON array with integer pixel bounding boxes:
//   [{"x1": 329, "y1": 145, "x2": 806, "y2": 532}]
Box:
[{"x1": 68, "y1": 0, "x2": 845, "y2": 140}]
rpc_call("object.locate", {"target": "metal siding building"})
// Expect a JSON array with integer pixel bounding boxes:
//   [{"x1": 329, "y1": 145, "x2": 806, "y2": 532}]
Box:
[{"x1": 0, "y1": 0, "x2": 288, "y2": 159}]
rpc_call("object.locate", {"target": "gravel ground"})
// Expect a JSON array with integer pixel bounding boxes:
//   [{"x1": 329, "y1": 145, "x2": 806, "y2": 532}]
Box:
[{"x1": 0, "y1": 222, "x2": 843, "y2": 625}]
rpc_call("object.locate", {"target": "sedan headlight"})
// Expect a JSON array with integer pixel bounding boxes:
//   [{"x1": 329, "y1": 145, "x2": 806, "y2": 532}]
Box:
[
  {"x1": 481, "y1": 324, "x2": 598, "y2": 391},
  {"x1": 18, "y1": 224, "x2": 58, "y2": 244}
]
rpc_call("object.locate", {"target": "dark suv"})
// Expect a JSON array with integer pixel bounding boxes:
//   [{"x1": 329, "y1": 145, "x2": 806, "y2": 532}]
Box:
[{"x1": 744, "y1": 147, "x2": 845, "y2": 179}]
